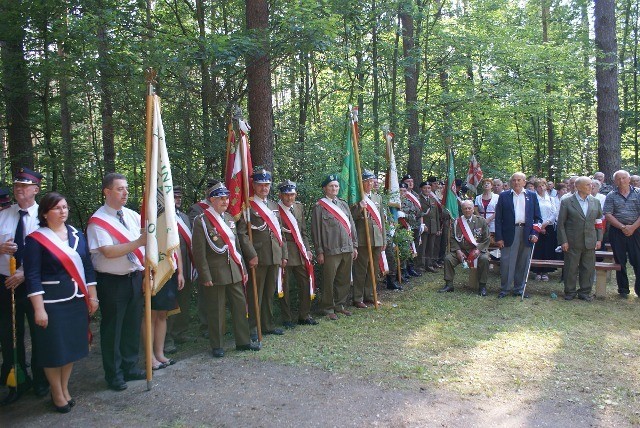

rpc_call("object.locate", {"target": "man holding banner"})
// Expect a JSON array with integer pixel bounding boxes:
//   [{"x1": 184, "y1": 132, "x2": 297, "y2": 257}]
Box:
[
  {"x1": 87, "y1": 173, "x2": 146, "y2": 391},
  {"x1": 441, "y1": 200, "x2": 490, "y2": 295},
  {"x1": 277, "y1": 180, "x2": 317, "y2": 326},
  {"x1": 351, "y1": 170, "x2": 386, "y2": 308}
]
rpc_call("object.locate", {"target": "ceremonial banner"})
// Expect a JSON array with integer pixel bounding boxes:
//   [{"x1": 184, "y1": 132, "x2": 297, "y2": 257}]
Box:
[
  {"x1": 146, "y1": 95, "x2": 180, "y2": 293},
  {"x1": 444, "y1": 150, "x2": 459, "y2": 219},
  {"x1": 226, "y1": 119, "x2": 253, "y2": 220},
  {"x1": 339, "y1": 106, "x2": 359, "y2": 206},
  {"x1": 465, "y1": 155, "x2": 483, "y2": 193},
  {"x1": 384, "y1": 130, "x2": 400, "y2": 220}
]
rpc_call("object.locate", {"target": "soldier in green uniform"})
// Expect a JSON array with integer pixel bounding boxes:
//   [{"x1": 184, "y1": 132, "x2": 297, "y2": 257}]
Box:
[
  {"x1": 191, "y1": 182, "x2": 259, "y2": 358},
  {"x1": 351, "y1": 170, "x2": 386, "y2": 308},
  {"x1": 277, "y1": 180, "x2": 317, "y2": 327},
  {"x1": 440, "y1": 200, "x2": 490, "y2": 296},
  {"x1": 236, "y1": 168, "x2": 288, "y2": 338},
  {"x1": 418, "y1": 181, "x2": 441, "y2": 273},
  {"x1": 399, "y1": 182, "x2": 421, "y2": 279},
  {"x1": 311, "y1": 174, "x2": 358, "y2": 320}
]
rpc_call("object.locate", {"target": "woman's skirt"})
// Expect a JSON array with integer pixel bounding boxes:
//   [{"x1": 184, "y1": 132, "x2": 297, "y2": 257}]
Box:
[
  {"x1": 531, "y1": 224, "x2": 559, "y2": 274},
  {"x1": 34, "y1": 297, "x2": 89, "y2": 368},
  {"x1": 151, "y1": 273, "x2": 179, "y2": 311}
]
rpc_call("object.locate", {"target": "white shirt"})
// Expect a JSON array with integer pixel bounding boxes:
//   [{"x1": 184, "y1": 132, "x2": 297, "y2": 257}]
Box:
[
  {"x1": 594, "y1": 193, "x2": 606, "y2": 211},
  {"x1": 536, "y1": 192, "x2": 557, "y2": 224},
  {"x1": 0, "y1": 202, "x2": 39, "y2": 276},
  {"x1": 512, "y1": 190, "x2": 526, "y2": 224},
  {"x1": 575, "y1": 193, "x2": 589, "y2": 217},
  {"x1": 87, "y1": 205, "x2": 143, "y2": 275}
]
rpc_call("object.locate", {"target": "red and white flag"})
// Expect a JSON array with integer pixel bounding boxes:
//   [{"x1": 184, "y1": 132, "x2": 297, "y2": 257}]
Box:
[
  {"x1": 225, "y1": 119, "x2": 253, "y2": 220},
  {"x1": 465, "y1": 155, "x2": 483, "y2": 193}
]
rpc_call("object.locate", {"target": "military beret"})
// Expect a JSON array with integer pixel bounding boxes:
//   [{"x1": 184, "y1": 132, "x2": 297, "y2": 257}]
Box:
[
  {"x1": 208, "y1": 182, "x2": 230, "y2": 198},
  {"x1": 14, "y1": 167, "x2": 43, "y2": 185},
  {"x1": 321, "y1": 174, "x2": 340, "y2": 187},
  {"x1": 419, "y1": 181, "x2": 429, "y2": 188},
  {"x1": 173, "y1": 185, "x2": 183, "y2": 195},
  {"x1": 399, "y1": 182, "x2": 409, "y2": 189},
  {"x1": 278, "y1": 179, "x2": 297, "y2": 194},
  {"x1": 401, "y1": 174, "x2": 412, "y2": 182},
  {"x1": 427, "y1": 176, "x2": 438, "y2": 183}
]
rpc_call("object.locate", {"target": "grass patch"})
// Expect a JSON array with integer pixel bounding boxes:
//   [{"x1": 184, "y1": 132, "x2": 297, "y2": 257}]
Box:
[{"x1": 226, "y1": 267, "x2": 640, "y2": 423}]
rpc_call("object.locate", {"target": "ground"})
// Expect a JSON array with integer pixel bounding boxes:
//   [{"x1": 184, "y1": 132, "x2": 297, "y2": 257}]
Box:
[{"x1": 2, "y1": 266, "x2": 639, "y2": 427}]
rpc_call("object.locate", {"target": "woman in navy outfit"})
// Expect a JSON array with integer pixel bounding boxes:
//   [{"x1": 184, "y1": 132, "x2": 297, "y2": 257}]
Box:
[{"x1": 24, "y1": 192, "x2": 98, "y2": 413}]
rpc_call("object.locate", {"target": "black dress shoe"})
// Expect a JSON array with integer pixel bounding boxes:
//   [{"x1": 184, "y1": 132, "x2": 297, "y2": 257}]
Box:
[
  {"x1": 34, "y1": 384, "x2": 50, "y2": 398},
  {"x1": 298, "y1": 317, "x2": 319, "y2": 325},
  {"x1": 387, "y1": 282, "x2": 403, "y2": 290},
  {"x1": 68, "y1": 398, "x2": 76, "y2": 407},
  {"x1": 282, "y1": 321, "x2": 297, "y2": 329},
  {"x1": 108, "y1": 380, "x2": 127, "y2": 391},
  {"x1": 437, "y1": 284, "x2": 455, "y2": 293},
  {"x1": 212, "y1": 348, "x2": 225, "y2": 358},
  {"x1": 53, "y1": 402, "x2": 71, "y2": 414},
  {"x1": 407, "y1": 267, "x2": 422, "y2": 277},
  {"x1": 424, "y1": 266, "x2": 437, "y2": 273},
  {"x1": 236, "y1": 343, "x2": 260, "y2": 351},
  {"x1": 578, "y1": 294, "x2": 593, "y2": 301},
  {"x1": 513, "y1": 292, "x2": 530, "y2": 298},
  {"x1": 123, "y1": 370, "x2": 146, "y2": 381},
  {"x1": 564, "y1": 295, "x2": 575, "y2": 301},
  {"x1": 265, "y1": 328, "x2": 284, "y2": 335},
  {"x1": 497, "y1": 291, "x2": 509, "y2": 298},
  {"x1": 0, "y1": 387, "x2": 20, "y2": 406},
  {"x1": 479, "y1": 287, "x2": 487, "y2": 297},
  {"x1": 619, "y1": 293, "x2": 629, "y2": 299}
]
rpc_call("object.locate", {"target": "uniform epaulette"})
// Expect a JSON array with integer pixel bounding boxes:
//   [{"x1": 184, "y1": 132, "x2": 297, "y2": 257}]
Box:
[{"x1": 294, "y1": 201, "x2": 301, "y2": 205}]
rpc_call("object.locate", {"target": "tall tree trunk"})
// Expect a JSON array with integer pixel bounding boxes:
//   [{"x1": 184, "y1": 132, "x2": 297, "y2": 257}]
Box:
[
  {"x1": 580, "y1": 1, "x2": 594, "y2": 173},
  {"x1": 297, "y1": 51, "x2": 310, "y2": 179},
  {"x1": 96, "y1": 0, "x2": 115, "y2": 174},
  {"x1": 542, "y1": 1, "x2": 555, "y2": 180},
  {"x1": 246, "y1": 0, "x2": 274, "y2": 171},
  {"x1": 400, "y1": 2, "x2": 422, "y2": 183},
  {"x1": 0, "y1": 0, "x2": 33, "y2": 173},
  {"x1": 196, "y1": 0, "x2": 213, "y2": 170},
  {"x1": 59, "y1": 25, "x2": 75, "y2": 189},
  {"x1": 594, "y1": 0, "x2": 621, "y2": 178},
  {"x1": 372, "y1": 0, "x2": 381, "y2": 175}
]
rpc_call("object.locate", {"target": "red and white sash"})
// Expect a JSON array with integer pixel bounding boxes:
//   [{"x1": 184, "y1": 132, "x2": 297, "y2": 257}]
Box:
[
  {"x1": 176, "y1": 215, "x2": 197, "y2": 280},
  {"x1": 318, "y1": 198, "x2": 352, "y2": 237},
  {"x1": 457, "y1": 217, "x2": 479, "y2": 267},
  {"x1": 201, "y1": 207, "x2": 246, "y2": 283},
  {"x1": 278, "y1": 202, "x2": 316, "y2": 299},
  {"x1": 363, "y1": 195, "x2": 383, "y2": 232},
  {"x1": 87, "y1": 211, "x2": 144, "y2": 268},
  {"x1": 250, "y1": 198, "x2": 283, "y2": 246},
  {"x1": 429, "y1": 191, "x2": 443, "y2": 208},
  {"x1": 406, "y1": 191, "x2": 421, "y2": 210},
  {"x1": 379, "y1": 250, "x2": 389, "y2": 274},
  {"x1": 29, "y1": 228, "x2": 91, "y2": 309}
]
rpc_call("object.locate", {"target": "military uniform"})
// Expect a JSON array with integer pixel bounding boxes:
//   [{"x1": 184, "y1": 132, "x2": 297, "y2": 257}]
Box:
[
  {"x1": 443, "y1": 214, "x2": 490, "y2": 292},
  {"x1": 192, "y1": 207, "x2": 251, "y2": 351},
  {"x1": 279, "y1": 200, "x2": 314, "y2": 323},
  {"x1": 311, "y1": 192, "x2": 358, "y2": 316},
  {"x1": 351, "y1": 191, "x2": 385, "y2": 304},
  {"x1": 236, "y1": 196, "x2": 287, "y2": 335}
]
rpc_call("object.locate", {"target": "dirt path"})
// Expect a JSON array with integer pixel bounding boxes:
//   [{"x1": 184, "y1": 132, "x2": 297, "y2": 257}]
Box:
[{"x1": 2, "y1": 344, "x2": 623, "y2": 428}]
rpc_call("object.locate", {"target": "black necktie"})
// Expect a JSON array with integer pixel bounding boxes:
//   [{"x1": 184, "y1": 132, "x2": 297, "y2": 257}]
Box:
[{"x1": 15, "y1": 210, "x2": 28, "y2": 268}]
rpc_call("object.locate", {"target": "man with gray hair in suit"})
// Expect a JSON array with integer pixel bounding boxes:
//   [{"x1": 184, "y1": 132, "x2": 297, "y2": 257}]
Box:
[{"x1": 557, "y1": 176, "x2": 603, "y2": 301}]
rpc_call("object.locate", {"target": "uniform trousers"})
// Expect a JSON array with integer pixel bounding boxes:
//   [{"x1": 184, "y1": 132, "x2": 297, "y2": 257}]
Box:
[
  {"x1": 499, "y1": 226, "x2": 533, "y2": 294},
  {"x1": 352, "y1": 246, "x2": 382, "y2": 302},
  {"x1": 96, "y1": 271, "x2": 143, "y2": 384},
  {"x1": 247, "y1": 264, "x2": 278, "y2": 333},
  {"x1": 202, "y1": 282, "x2": 250, "y2": 349},
  {"x1": 319, "y1": 253, "x2": 352, "y2": 314},
  {"x1": 279, "y1": 264, "x2": 312, "y2": 322},
  {"x1": 0, "y1": 276, "x2": 46, "y2": 388},
  {"x1": 444, "y1": 253, "x2": 489, "y2": 285},
  {"x1": 609, "y1": 227, "x2": 640, "y2": 295}
]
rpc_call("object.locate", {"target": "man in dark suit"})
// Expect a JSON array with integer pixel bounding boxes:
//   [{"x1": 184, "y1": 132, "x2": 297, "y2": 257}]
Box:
[
  {"x1": 557, "y1": 176, "x2": 603, "y2": 301},
  {"x1": 494, "y1": 172, "x2": 542, "y2": 298}
]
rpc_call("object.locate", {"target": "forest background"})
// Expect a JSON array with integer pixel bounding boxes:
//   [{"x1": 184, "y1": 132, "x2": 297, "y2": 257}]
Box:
[{"x1": 0, "y1": 0, "x2": 636, "y2": 226}]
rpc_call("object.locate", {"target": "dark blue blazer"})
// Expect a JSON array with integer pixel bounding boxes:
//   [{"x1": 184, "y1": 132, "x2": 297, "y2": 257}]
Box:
[
  {"x1": 24, "y1": 225, "x2": 96, "y2": 302},
  {"x1": 494, "y1": 189, "x2": 542, "y2": 247}
]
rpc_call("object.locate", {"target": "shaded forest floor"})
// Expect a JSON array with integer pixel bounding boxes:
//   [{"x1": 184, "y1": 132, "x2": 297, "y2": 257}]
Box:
[{"x1": 2, "y1": 265, "x2": 639, "y2": 427}]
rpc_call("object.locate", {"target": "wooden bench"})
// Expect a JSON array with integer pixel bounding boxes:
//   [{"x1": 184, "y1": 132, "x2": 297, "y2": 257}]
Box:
[{"x1": 468, "y1": 258, "x2": 621, "y2": 298}]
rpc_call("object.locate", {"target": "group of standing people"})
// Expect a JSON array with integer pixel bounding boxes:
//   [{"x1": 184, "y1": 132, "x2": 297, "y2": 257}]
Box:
[{"x1": 1, "y1": 163, "x2": 639, "y2": 415}]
